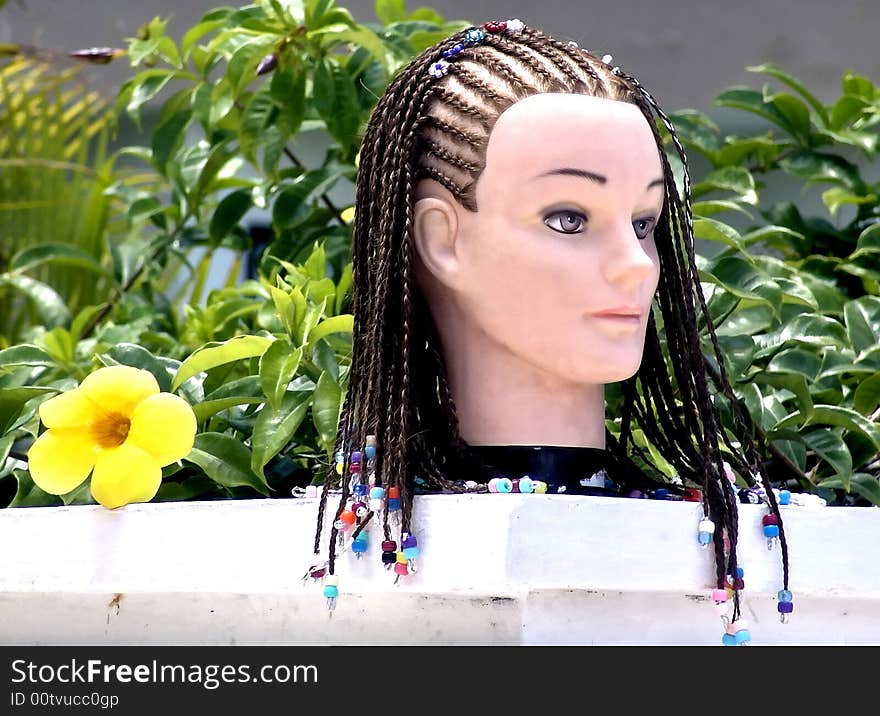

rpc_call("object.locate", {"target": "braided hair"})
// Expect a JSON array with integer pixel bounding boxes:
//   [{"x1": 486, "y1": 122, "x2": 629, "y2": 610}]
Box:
[{"x1": 312, "y1": 21, "x2": 790, "y2": 627}]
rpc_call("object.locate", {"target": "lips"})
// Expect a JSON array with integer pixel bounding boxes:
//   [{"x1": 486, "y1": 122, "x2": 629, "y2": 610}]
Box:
[{"x1": 592, "y1": 307, "x2": 642, "y2": 319}]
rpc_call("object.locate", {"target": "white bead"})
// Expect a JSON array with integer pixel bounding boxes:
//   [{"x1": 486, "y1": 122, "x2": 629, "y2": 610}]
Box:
[
  {"x1": 324, "y1": 575, "x2": 338, "y2": 586},
  {"x1": 698, "y1": 518, "x2": 715, "y2": 534},
  {"x1": 601, "y1": 53, "x2": 613, "y2": 65},
  {"x1": 713, "y1": 603, "x2": 729, "y2": 617},
  {"x1": 505, "y1": 18, "x2": 525, "y2": 33},
  {"x1": 370, "y1": 498, "x2": 384, "y2": 511},
  {"x1": 304, "y1": 485, "x2": 319, "y2": 498}
]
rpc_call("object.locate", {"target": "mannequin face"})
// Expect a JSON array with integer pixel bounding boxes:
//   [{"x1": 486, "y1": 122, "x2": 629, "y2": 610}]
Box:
[{"x1": 414, "y1": 93, "x2": 664, "y2": 386}]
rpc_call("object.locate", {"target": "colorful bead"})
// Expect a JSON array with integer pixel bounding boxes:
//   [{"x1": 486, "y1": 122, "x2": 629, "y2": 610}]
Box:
[
  {"x1": 365, "y1": 436, "x2": 377, "y2": 460},
  {"x1": 336, "y1": 463, "x2": 343, "y2": 475},
  {"x1": 353, "y1": 483, "x2": 367, "y2": 496},
  {"x1": 505, "y1": 18, "x2": 525, "y2": 33},
  {"x1": 734, "y1": 629, "x2": 752, "y2": 645},
  {"x1": 777, "y1": 601, "x2": 794, "y2": 614},
  {"x1": 488, "y1": 478, "x2": 500, "y2": 493},
  {"x1": 654, "y1": 488, "x2": 668, "y2": 500},
  {"x1": 381, "y1": 551, "x2": 396, "y2": 565},
  {"x1": 519, "y1": 477, "x2": 534, "y2": 493},
  {"x1": 683, "y1": 487, "x2": 702, "y2": 502},
  {"x1": 403, "y1": 547, "x2": 420, "y2": 560},
  {"x1": 339, "y1": 510, "x2": 356, "y2": 526},
  {"x1": 711, "y1": 589, "x2": 727, "y2": 603},
  {"x1": 778, "y1": 489, "x2": 791, "y2": 505},
  {"x1": 353, "y1": 501, "x2": 368, "y2": 518},
  {"x1": 350, "y1": 451, "x2": 362, "y2": 464},
  {"x1": 483, "y1": 20, "x2": 507, "y2": 33},
  {"x1": 428, "y1": 60, "x2": 450, "y2": 78},
  {"x1": 369, "y1": 487, "x2": 385, "y2": 499},
  {"x1": 352, "y1": 538, "x2": 368, "y2": 554},
  {"x1": 463, "y1": 27, "x2": 487, "y2": 45},
  {"x1": 396, "y1": 551, "x2": 408, "y2": 564},
  {"x1": 722, "y1": 633, "x2": 737, "y2": 646},
  {"x1": 370, "y1": 498, "x2": 384, "y2": 512},
  {"x1": 304, "y1": 485, "x2": 319, "y2": 498},
  {"x1": 533, "y1": 481, "x2": 548, "y2": 494},
  {"x1": 442, "y1": 43, "x2": 464, "y2": 58},
  {"x1": 698, "y1": 518, "x2": 715, "y2": 546},
  {"x1": 763, "y1": 525, "x2": 780, "y2": 538},
  {"x1": 762, "y1": 514, "x2": 780, "y2": 526},
  {"x1": 323, "y1": 584, "x2": 339, "y2": 598},
  {"x1": 778, "y1": 589, "x2": 792, "y2": 602},
  {"x1": 497, "y1": 478, "x2": 513, "y2": 493},
  {"x1": 394, "y1": 562, "x2": 408, "y2": 576}
]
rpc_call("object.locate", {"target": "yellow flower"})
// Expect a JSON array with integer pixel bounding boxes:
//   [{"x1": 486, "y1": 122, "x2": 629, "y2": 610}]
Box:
[{"x1": 27, "y1": 365, "x2": 197, "y2": 509}]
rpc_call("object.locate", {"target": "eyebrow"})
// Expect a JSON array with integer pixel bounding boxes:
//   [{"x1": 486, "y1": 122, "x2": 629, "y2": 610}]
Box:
[{"x1": 533, "y1": 167, "x2": 665, "y2": 191}]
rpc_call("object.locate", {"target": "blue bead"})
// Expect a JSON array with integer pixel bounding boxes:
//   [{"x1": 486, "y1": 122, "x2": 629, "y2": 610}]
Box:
[
  {"x1": 519, "y1": 477, "x2": 534, "y2": 493},
  {"x1": 365, "y1": 446, "x2": 376, "y2": 460},
  {"x1": 497, "y1": 478, "x2": 513, "y2": 493},
  {"x1": 734, "y1": 629, "x2": 751, "y2": 644},
  {"x1": 777, "y1": 601, "x2": 794, "y2": 614},
  {"x1": 735, "y1": 567, "x2": 744, "y2": 578},
  {"x1": 654, "y1": 488, "x2": 668, "y2": 500},
  {"x1": 388, "y1": 498, "x2": 400, "y2": 511},
  {"x1": 402, "y1": 535, "x2": 418, "y2": 549},
  {"x1": 722, "y1": 633, "x2": 737, "y2": 646},
  {"x1": 778, "y1": 589, "x2": 792, "y2": 602},
  {"x1": 698, "y1": 531, "x2": 713, "y2": 545},
  {"x1": 353, "y1": 484, "x2": 367, "y2": 496},
  {"x1": 779, "y1": 490, "x2": 791, "y2": 505},
  {"x1": 403, "y1": 547, "x2": 419, "y2": 560},
  {"x1": 352, "y1": 539, "x2": 368, "y2": 553},
  {"x1": 323, "y1": 585, "x2": 339, "y2": 598},
  {"x1": 369, "y1": 486, "x2": 385, "y2": 499},
  {"x1": 764, "y1": 525, "x2": 779, "y2": 538}
]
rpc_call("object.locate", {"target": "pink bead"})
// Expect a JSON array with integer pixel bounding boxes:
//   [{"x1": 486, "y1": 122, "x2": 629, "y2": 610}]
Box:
[
  {"x1": 488, "y1": 478, "x2": 500, "y2": 493},
  {"x1": 727, "y1": 619, "x2": 748, "y2": 635},
  {"x1": 394, "y1": 563, "x2": 408, "y2": 575},
  {"x1": 712, "y1": 589, "x2": 727, "y2": 603}
]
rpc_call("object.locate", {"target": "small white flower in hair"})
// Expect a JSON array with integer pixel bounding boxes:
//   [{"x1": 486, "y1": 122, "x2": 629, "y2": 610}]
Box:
[
  {"x1": 567, "y1": 40, "x2": 579, "y2": 48},
  {"x1": 601, "y1": 53, "x2": 613, "y2": 65},
  {"x1": 428, "y1": 59, "x2": 450, "y2": 78}
]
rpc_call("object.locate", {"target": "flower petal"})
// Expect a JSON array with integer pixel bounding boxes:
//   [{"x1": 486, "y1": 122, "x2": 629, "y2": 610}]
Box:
[
  {"x1": 79, "y1": 365, "x2": 160, "y2": 418},
  {"x1": 126, "y1": 393, "x2": 197, "y2": 466},
  {"x1": 90, "y1": 443, "x2": 162, "y2": 509},
  {"x1": 38, "y1": 389, "x2": 95, "y2": 429},
  {"x1": 27, "y1": 428, "x2": 97, "y2": 495}
]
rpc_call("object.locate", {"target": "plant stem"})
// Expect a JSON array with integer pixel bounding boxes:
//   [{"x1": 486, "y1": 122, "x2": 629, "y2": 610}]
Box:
[{"x1": 281, "y1": 146, "x2": 347, "y2": 227}]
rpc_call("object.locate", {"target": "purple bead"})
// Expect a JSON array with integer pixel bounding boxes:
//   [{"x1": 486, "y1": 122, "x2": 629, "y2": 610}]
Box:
[
  {"x1": 628, "y1": 490, "x2": 643, "y2": 499},
  {"x1": 402, "y1": 535, "x2": 418, "y2": 549},
  {"x1": 350, "y1": 451, "x2": 362, "y2": 464},
  {"x1": 512, "y1": 479, "x2": 520, "y2": 493},
  {"x1": 778, "y1": 601, "x2": 794, "y2": 614}
]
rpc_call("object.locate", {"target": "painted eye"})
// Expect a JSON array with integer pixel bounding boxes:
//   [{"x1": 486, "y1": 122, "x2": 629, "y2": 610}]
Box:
[
  {"x1": 544, "y1": 210, "x2": 587, "y2": 234},
  {"x1": 633, "y1": 217, "x2": 656, "y2": 240}
]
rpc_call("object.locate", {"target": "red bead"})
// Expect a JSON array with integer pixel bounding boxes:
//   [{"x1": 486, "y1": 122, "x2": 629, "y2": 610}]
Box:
[
  {"x1": 683, "y1": 487, "x2": 702, "y2": 502},
  {"x1": 483, "y1": 20, "x2": 506, "y2": 33},
  {"x1": 734, "y1": 578, "x2": 745, "y2": 590},
  {"x1": 339, "y1": 510, "x2": 356, "y2": 525},
  {"x1": 381, "y1": 540, "x2": 397, "y2": 552},
  {"x1": 388, "y1": 487, "x2": 400, "y2": 499},
  {"x1": 762, "y1": 514, "x2": 780, "y2": 526},
  {"x1": 512, "y1": 479, "x2": 520, "y2": 493}
]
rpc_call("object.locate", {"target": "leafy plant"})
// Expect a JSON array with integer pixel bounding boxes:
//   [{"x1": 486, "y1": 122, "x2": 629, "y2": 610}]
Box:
[{"x1": 667, "y1": 65, "x2": 880, "y2": 504}]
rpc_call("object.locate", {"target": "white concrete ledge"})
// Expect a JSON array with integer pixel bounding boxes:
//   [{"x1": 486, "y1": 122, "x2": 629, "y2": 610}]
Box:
[{"x1": 0, "y1": 495, "x2": 878, "y2": 645}]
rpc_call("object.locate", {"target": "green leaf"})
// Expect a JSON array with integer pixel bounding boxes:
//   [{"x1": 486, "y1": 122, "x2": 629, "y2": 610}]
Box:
[
  {"x1": 312, "y1": 58, "x2": 361, "y2": 148},
  {"x1": 209, "y1": 188, "x2": 253, "y2": 244},
  {"x1": 259, "y1": 339, "x2": 303, "y2": 411},
  {"x1": 767, "y1": 91, "x2": 812, "y2": 143},
  {"x1": 151, "y1": 109, "x2": 193, "y2": 171},
  {"x1": 777, "y1": 405, "x2": 880, "y2": 450},
  {"x1": 272, "y1": 167, "x2": 345, "y2": 231},
  {"x1": 10, "y1": 244, "x2": 110, "y2": 281},
  {"x1": 185, "y1": 433, "x2": 268, "y2": 495},
  {"x1": 767, "y1": 348, "x2": 822, "y2": 381},
  {"x1": 819, "y1": 473, "x2": 880, "y2": 505},
  {"x1": 100, "y1": 343, "x2": 174, "y2": 392},
  {"x1": 692, "y1": 217, "x2": 748, "y2": 253},
  {"x1": 376, "y1": 0, "x2": 407, "y2": 24},
  {"x1": 312, "y1": 370, "x2": 342, "y2": 451},
  {"x1": 172, "y1": 335, "x2": 273, "y2": 391},
  {"x1": 853, "y1": 373, "x2": 880, "y2": 416},
  {"x1": 269, "y1": 60, "x2": 307, "y2": 134},
  {"x1": 10, "y1": 469, "x2": 63, "y2": 508},
  {"x1": 779, "y1": 151, "x2": 863, "y2": 191},
  {"x1": 715, "y1": 87, "x2": 788, "y2": 128},
  {"x1": 802, "y1": 429, "x2": 852, "y2": 480},
  {"x1": 0, "y1": 345, "x2": 55, "y2": 369},
  {"x1": 747, "y1": 63, "x2": 829, "y2": 125},
  {"x1": 752, "y1": 372, "x2": 813, "y2": 419},
  {"x1": 822, "y1": 188, "x2": 876, "y2": 218},
  {"x1": 0, "y1": 275, "x2": 70, "y2": 328},
  {"x1": 844, "y1": 300, "x2": 878, "y2": 355},
  {"x1": 830, "y1": 94, "x2": 870, "y2": 130},
  {"x1": 250, "y1": 389, "x2": 311, "y2": 478},
  {"x1": 335, "y1": 262, "x2": 352, "y2": 314},
  {"x1": 308, "y1": 314, "x2": 353, "y2": 346},
  {"x1": 192, "y1": 396, "x2": 265, "y2": 422},
  {"x1": 691, "y1": 200, "x2": 753, "y2": 219},
  {"x1": 692, "y1": 166, "x2": 758, "y2": 205},
  {"x1": 0, "y1": 387, "x2": 59, "y2": 434}
]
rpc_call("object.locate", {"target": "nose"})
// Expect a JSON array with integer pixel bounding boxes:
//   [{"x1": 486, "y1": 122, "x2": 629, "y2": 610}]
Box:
[{"x1": 601, "y1": 221, "x2": 657, "y2": 292}]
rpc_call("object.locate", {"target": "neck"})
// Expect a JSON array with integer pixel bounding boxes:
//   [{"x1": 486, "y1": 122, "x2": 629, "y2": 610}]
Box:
[{"x1": 442, "y1": 325, "x2": 607, "y2": 448}]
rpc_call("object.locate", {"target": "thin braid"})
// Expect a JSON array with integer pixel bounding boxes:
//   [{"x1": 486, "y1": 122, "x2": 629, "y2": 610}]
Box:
[
  {"x1": 420, "y1": 114, "x2": 483, "y2": 150},
  {"x1": 420, "y1": 136, "x2": 481, "y2": 173}
]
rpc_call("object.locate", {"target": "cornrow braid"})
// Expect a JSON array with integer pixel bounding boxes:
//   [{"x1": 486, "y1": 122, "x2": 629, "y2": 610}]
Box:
[{"x1": 310, "y1": 19, "x2": 791, "y2": 644}]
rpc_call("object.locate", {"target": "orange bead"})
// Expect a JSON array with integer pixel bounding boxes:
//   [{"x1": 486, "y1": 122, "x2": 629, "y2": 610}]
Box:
[{"x1": 339, "y1": 510, "x2": 356, "y2": 525}]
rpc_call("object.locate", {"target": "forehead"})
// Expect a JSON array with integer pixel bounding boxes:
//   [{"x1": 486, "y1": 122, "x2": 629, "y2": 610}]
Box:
[{"x1": 479, "y1": 93, "x2": 662, "y2": 190}]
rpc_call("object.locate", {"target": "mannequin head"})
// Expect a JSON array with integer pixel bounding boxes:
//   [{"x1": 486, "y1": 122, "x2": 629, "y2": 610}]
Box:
[{"x1": 314, "y1": 22, "x2": 789, "y2": 620}]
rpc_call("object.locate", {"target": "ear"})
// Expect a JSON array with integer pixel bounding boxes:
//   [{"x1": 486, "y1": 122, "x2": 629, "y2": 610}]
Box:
[{"x1": 412, "y1": 180, "x2": 461, "y2": 289}]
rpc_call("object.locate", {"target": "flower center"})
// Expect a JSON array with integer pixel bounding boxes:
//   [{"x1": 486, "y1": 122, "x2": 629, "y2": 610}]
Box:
[{"x1": 91, "y1": 412, "x2": 131, "y2": 449}]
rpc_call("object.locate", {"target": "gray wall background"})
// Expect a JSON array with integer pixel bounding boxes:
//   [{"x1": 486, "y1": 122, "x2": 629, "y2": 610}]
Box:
[{"x1": 1, "y1": 0, "x2": 877, "y2": 114}]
